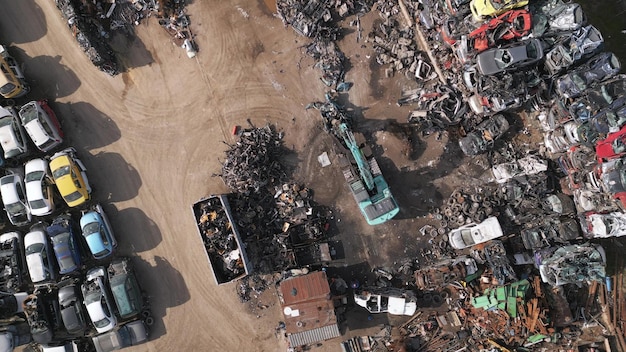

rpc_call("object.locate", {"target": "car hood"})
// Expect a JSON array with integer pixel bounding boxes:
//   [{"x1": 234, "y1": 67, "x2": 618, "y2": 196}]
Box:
[{"x1": 26, "y1": 253, "x2": 46, "y2": 283}]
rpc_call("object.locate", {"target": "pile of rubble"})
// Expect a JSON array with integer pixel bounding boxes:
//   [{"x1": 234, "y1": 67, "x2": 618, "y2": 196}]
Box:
[
  {"x1": 217, "y1": 125, "x2": 333, "y2": 275},
  {"x1": 53, "y1": 0, "x2": 198, "y2": 75},
  {"x1": 219, "y1": 122, "x2": 289, "y2": 194}
]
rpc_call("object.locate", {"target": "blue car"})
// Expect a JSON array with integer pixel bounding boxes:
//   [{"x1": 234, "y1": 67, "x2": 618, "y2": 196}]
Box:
[
  {"x1": 80, "y1": 204, "x2": 117, "y2": 259},
  {"x1": 47, "y1": 214, "x2": 81, "y2": 274}
]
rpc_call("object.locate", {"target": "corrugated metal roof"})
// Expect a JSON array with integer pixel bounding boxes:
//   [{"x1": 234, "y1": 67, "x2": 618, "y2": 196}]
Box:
[
  {"x1": 280, "y1": 271, "x2": 330, "y2": 305},
  {"x1": 280, "y1": 271, "x2": 338, "y2": 339},
  {"x1": 287, "y1": 324, "x2": 341, "y2": 347}
]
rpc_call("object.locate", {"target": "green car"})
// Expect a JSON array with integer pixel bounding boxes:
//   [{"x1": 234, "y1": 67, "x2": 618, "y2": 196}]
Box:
[{"x1": 108, "y1": 257, "x2": 145, "y2": 320}]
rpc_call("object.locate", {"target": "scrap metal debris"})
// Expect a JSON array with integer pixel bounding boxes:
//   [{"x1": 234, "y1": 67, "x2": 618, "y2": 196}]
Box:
[
  {"x1": 53, "y1": 0, "x2": 198, "y2": 75},
  {"x1": 219, "y1": 122, "x2": 289, "y2": 194}
]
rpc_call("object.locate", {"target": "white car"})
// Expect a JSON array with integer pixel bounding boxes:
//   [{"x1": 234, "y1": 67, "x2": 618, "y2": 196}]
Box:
[
  {"x1": 0, "y1": 173, "x2": 31, "y2": 227},
  {"x1": 25, "y1": 158, "x2": 55, "y2": 216},
  {"x1": 18, "y1": 100, "x2": 63, "y2": 152},
  {"x1": 448, "y1": 216, "x2": 504, "y2": 250},
  {"x1": 82, "y1": 267, "x2": 117, "y2": 334},
  {"x1": 492, "y1": 155, "x2": 548, "y2": 183},
  {"x1": 581, "y1": 212, "x2": 626, "y2": 238},
  {"x1": 24, "y1": 229, "x2": 57, "y2": 285},
  {"x1": 0, "y1": 106, "x2": 28, "y2": 159}
]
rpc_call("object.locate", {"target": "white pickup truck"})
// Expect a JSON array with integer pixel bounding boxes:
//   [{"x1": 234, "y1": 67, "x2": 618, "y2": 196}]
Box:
[{"x1": 354, "y1": 288, "x2": 417, "y2": 316}]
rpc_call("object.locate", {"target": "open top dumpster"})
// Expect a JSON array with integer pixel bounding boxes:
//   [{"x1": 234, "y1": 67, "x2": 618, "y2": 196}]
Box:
[{"x1": 191, "y1": 195, "x2": 253, "y2": 285}]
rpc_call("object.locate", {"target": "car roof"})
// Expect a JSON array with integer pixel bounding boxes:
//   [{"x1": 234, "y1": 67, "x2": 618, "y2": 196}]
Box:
[
  {"x1": 85, "y1": 233, "x2": 106, "y2": 256},
  {"x1": 0, "y1": 115, "x2": 20, "y2": 156},
  {"x1": 0, "y1": 175, "x2": 20, "y2": 205},
  {"x1": 86, "y1": 300, "x2": 107, "y2": 322},
  {"x1": 23, "y1": 118, "x2": 52, "y2": 148}
]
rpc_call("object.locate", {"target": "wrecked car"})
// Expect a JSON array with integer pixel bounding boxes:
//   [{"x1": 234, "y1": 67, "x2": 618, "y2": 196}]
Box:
[
  {"x1": 596, "y1": 124, "x2": 626, "y2": 162},
  {"x1": 555, "y1": 52, "x2": 621, "y2": 99},
  {"x1": 483, "y1": 240, "x2": 517, "y2": 285},
  {"x1": 580, "y1": 212, "x2": 626, "y2": 238},
  {"x1": 354, "y1": 287, "x2": 417, "y2": 316},
  {"x1": 476, "y1": 38, "x2": 544, "y2": 76},
  {"x1": 470, "y1": 0, "x2": 529, "y2": 22},
  {"x1": 448, "y1": 216, "x2": 504, "y2": 250},
  {"x1": 597, "y1": 156, "x2": 626, "y2": 209},
  {"x1": 491, "y1": 154, "x2": 548, "y2": 183},
  {"x1": 521, "y1": 217, "x2": 581, "y2": 250},
  {"x1": 414, "y1": 256, "x2": 478, "y2": 290},
  {"x1": 460, "y1": 9, "x2": 531, "y2": 60},
  {"x1": 569, "y1": 76, "x2": 626, "y2": 122},
  {"x1": 531, "y1": 0, "x2": 586, "y2": 36},
  {"x1": 590, "y1": 96, "x2": 626, "y2": 135},
  {"x1": 543, "y1": 25, "x2": 604, "y2": 76},
  {"x1": 459, "y1": 114, "x2": 510, "y2": 155},
  {"x1": 538, "y1": 243, "x2": 606, "y2": 286}
]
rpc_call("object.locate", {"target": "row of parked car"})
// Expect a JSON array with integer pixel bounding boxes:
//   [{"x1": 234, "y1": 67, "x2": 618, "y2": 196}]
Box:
[{"x1": 0, "y1": 43, "x2": 150, "y2": 352}]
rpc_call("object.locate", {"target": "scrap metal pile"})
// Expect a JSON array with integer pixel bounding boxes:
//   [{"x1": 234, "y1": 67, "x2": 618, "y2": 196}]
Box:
[
  {"x1": 217, "y1": 124, "x2": 332, "y2": 275},
  {"x1": 53, "y1": 0, "x2": 197, "y2": 75}
]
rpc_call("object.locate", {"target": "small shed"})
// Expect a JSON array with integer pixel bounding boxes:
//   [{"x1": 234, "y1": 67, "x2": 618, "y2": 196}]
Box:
[{"x1": 279, "y1": 271, "x2": 341, "y2": 347}]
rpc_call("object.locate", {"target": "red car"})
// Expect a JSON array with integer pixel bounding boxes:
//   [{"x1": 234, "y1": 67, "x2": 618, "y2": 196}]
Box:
[
  {"x1": 468, "y1": 9, "x2": 531, "y2": 53},
  {"x1": 596, "y1": 124, "x2": 626, "y2": 162}
]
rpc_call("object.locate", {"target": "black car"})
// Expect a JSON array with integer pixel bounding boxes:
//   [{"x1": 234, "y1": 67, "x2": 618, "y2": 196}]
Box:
[
  {"x1": 459, "y1": 114, "x2": 510, "y2": 156},
  {"x1": 58, "y1": 280, "x2": 89, "y2": 336},
  {"x1": 556, "y1": 52, "x2": 621, "y2": 99}
]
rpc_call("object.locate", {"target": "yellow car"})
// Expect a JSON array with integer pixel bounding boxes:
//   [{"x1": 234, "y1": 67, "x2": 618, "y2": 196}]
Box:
[
  {"x1": 50, "y1": 147, "x2": 92, "y2": 207},
  {"x1": 0, "y1": 45, "x2": 29, "y2": 99},
  {"x1": 470, "y1": 0, "x2": 529, "y2": 22}
]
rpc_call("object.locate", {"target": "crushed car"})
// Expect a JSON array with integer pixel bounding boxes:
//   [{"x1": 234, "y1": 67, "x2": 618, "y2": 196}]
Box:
[
  {"x1": 537, "y1": 244, "x2": 606, "y2": 286},
  {"x1": 543, "y1": 25, "x2": 604, "y2": 76},
  {"x1": 458, "y1": 9, "x2": 532, "y2": 62},
  {"x1": 459, "y1": 114, "x2": 510, "y2": 155},
  {"x1": 531, "y1": 0, "x2": 586, "y2": 36},
  {"x1": 491, "y1": 154, "x2": 548, "y2": 183},
  {"x1": 596, "y1": 124, "x2": 626, "y2": 162},
  {"x1": 470, "y1": 0, "x2": 529, "y2": 22},
  {"x1": 555, "y1": 52, "x2": 621, "y2": 99},
  {"x1": 580, "y1": 212, "x2": 626, "y2": 238}
]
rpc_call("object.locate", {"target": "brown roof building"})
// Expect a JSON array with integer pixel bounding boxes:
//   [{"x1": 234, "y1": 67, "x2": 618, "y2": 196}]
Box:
[{"x1": 279, "y1": 271, "x2": 341, "y2": 347}]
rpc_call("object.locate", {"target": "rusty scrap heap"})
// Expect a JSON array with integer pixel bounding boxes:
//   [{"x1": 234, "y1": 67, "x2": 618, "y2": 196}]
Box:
[
  {"x1": 220, "y1": 123, "x2": 288, "y2": 194},
  {"x1": 217, "y1": 125, "x2": 332, "y2": 275}
]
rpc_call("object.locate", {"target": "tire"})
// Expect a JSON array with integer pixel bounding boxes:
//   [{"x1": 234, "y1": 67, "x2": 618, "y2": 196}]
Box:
[{"x1": 145, "y1": 316, "x2": 155, "y2": 326}]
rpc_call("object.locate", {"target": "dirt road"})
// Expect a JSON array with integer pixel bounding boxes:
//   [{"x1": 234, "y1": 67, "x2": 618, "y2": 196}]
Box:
[{"x1": 0, "y1": 1, "x2": 463, "y2": 351}]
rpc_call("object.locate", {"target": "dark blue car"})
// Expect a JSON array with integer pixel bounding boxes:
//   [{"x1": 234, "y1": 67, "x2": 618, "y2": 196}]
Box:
[{"x1": 47, "y1": 214, "x2": 81, "y2": 275}]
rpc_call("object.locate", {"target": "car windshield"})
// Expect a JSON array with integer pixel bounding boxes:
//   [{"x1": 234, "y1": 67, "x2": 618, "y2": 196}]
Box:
[
  {"x1": 0, "y1": 82, "x2": 16, "y2": 95},
  {"x1": 26, "y1": 243, "x2": 44, "y2": 255},
  {"x1": 29, "y1": 199, "x2": 47, "y2": 210},
  {"x1": 94, "y1": 316, "x2": 111, "y2": 329},
  {"x1": 460, "y1": 229, "x2": 475, "y2": 246},
  {"x1": 20, "y1": 104, "x2": 39, "y2": 124},
  {"x1": 0, "y1": 116, "x2": 12, "y2": 127},
  {"x1": 25, "y1": 170, "x2": 44, "y2": 182},
  {"x1": 84, "y1": 222, "x2": 100, "y2": 236},
  {"x1": 66, "y1": 190, "x2": 83, "y2": 202},
  {"x1": 526, "y1": 41, "x2": 538, "y2": 59},
  {"x1": 53, "y1": 165, "x2": 70, "y2": 179},
  {"x1": 5, "y1": 202, "x2": 25, "y2": 214},
  {"x1": 59, "y1": 255, "x2": 76, "y2": 272}
]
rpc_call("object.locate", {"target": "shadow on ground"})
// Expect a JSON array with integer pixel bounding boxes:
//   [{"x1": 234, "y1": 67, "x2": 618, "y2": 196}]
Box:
[
  {"x1": 103, "y1": 206, "x2": 162, "y2": 253},
  {"x1": 86, "y1": 152, "x2": 142, "y2": 203},
  {"x1": 51, "y1": 101, "x2": 121, "y2": 150},
  {"x1": 133, "y1": 255, "x2": 191, "y2": 340}
]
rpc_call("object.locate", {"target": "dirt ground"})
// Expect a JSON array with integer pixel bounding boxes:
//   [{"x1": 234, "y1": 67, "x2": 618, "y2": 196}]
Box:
[{"x1": 0, "y1": 1, "x2": 484, "y2": 351}]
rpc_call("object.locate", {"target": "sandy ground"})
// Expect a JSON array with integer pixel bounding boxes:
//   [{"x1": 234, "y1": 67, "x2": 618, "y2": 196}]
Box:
[{"x1": 0, "y1": 1, "x2": 478, "y2": 351}]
